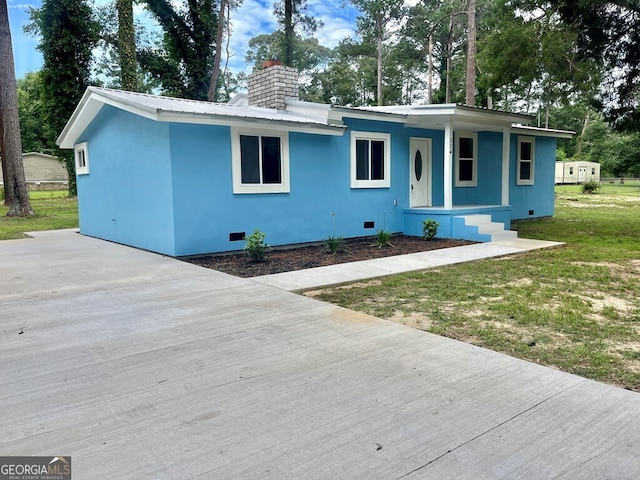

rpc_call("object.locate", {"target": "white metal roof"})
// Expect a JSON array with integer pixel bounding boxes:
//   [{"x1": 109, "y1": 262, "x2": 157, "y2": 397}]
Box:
[
  {"x1": 57, "y1": 87, "x2": 573, "y2": 149},
  {"x1": 57, "y1": 87, "x2": 346, "y2": 149}
]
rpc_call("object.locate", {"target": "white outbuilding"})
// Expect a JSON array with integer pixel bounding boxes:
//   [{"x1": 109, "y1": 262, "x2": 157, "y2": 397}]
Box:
[{"x1": 555, "y1": 161, "x2": 600, "y2": 184}]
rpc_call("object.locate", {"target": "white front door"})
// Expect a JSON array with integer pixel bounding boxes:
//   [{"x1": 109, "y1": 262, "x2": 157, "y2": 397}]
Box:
[
  {"x1": 410, "y1": 138, "x2": 431, "y2": 207},
  {"x1": 578, "y1": 167, "x2": 587, "y2": 183}
]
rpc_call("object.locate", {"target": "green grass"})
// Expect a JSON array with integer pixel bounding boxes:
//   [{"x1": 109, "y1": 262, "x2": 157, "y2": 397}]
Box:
[
  {"x1": 310, "y1": 191, "x2": 640, "y2": 392},
  {"x1": 0, "y1": 190, "x2": 78, "y2": 240}
]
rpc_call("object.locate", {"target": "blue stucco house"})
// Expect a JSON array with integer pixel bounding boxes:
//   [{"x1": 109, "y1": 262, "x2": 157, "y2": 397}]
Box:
[{"x1": 57, "y1": 65, "x2": 573, "y2": 257}]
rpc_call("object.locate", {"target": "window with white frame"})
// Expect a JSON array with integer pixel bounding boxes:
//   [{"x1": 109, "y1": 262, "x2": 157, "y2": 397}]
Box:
[
  {"x1": 455, "y1": 133, "x2": 477, "y2": 187},
  {"x1": 74, "y1": 142, "x2": 89, "y2": 175},
  {"x1": 350, "y1": 131, "x2": 391, "y2": 188},
  {"x1": 231, "y1": 128, "x2": 289, "y2": 194},
  {"x1": 517, "y1": 136, "x2": 535, "y2": 185}
]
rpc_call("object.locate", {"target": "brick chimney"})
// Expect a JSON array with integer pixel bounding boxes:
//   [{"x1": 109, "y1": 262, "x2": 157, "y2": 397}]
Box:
[{"x1": 247, "y1": 61, "x2": 299, "y2": 110}]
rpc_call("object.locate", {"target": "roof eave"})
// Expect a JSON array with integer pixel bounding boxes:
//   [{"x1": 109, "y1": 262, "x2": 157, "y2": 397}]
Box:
[{"x1": 155, "y1": 110, "x2": 347, "y2": 136}]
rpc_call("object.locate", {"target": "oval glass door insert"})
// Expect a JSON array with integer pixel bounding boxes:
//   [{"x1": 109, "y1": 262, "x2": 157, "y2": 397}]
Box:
[{"x1": 414, "y1": 150, "x2": 423, "y2": 181}]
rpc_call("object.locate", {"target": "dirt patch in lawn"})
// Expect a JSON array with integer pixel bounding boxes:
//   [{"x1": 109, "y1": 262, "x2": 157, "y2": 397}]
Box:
[{"x1": 183, "y1": 236, "x2": 473, "y2": 278}]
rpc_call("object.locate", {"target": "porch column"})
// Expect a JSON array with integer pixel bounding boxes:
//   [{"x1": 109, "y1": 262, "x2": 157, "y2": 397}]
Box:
[
  {"x1": 444, "y1": 121, "x2": 453, "y2": 209},
  {"x1": 501, "y1": 127, "x2": 510, "y2": 206}
]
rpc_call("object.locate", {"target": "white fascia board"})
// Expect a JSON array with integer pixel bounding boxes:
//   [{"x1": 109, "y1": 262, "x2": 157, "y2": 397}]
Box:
[
  {"x1": 57, "y1": 95, "x2": 104, "y2": 149},
  {"x1": 156, "y1": 111, "x2": 347, "y2": 136},
  {"x1": 512, "y1": 124, "x2": 575, "y2": 138},
  {"x1": 329, "y1": 105, "x2": 408, "y2": 124},
  {"x1": 453, "y1": 105, "x2": 533, "y2": 125},
  {"x1": 285, "y1": 99, "x2": 334, "y2": 124},
  {"x1": 57, "y1": 88, "x2": 161, "y2": 149}
]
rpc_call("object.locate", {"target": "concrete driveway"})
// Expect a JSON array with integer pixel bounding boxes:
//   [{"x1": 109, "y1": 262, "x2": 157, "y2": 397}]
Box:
[{"x1": 1, "y1": 230, "x2": 639, "y2": 479}]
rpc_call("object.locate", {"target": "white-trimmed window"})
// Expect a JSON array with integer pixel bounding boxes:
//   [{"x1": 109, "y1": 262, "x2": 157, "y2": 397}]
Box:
[
  {"x1": 517, "y1": 136, "x2": 535, "y2": 185},
  {"x1": 455, "y1": 133, "x2": 477, "y2": 187},
  {"x1": 350, "y1": 131, "x2": 391, "y2": 188},
  {"x1": 231, "y1": 128, "x2": 290, "y2": 194},
  {"x1": 74, "y1": 142, "x2": 89, "y2": 175}
]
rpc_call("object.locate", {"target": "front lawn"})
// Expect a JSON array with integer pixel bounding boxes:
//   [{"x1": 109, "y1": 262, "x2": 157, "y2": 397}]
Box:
[
  {"x1": 308, "y1": 191, "x2": 640, "y2": 392},
  {"x1": 0, "y1": 190, "x2": 78, "y2": 240}
]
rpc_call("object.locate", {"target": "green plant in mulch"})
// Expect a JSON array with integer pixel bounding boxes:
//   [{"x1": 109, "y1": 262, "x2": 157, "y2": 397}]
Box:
[
  {"x1": 244, "y1": 229, "x2": 270, "y2": 262},
  {"x1": 422, "y1": 219, "x2": 439, "y2": 240},
  {"x1": 371, "y1": 229, "x2": 394, "y2": 248},
  {"x1": 323, "y1": 235, "x2": 347, "y2": 254}
]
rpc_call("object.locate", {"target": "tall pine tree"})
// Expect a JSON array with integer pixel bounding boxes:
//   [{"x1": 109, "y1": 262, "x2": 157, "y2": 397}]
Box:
[{"x1": 0, "y1": 0, "x2": 33, "y2": 215}]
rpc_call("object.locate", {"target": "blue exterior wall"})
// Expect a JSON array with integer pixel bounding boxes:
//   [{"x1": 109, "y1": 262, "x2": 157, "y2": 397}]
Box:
[
  {"x1": 450, "y1": 131, "x2": 503, "y2": 206},
  {"x1": 168, "y1": 117, "x2": 427, "y2": 255},
  {"x1": 73, "y1": 107, "x2": 562, "y2": 256},
  {"x1": 509, "y1": 135, "x2": 557, "y2": 220},
  {"x1": 76, "y1": 106, "x2": 177, "y2": 255}
]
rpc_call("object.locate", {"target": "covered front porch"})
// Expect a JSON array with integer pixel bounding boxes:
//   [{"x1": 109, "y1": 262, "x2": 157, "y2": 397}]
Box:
[{"x1": 403, "y1": 205, "x2": 517, "y2": 242}]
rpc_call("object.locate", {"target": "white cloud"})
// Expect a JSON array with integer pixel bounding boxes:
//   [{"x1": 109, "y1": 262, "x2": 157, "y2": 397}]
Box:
[
  {"x1": 7, "y1": 2, "x2": 37, "y2": 9},
  {"x1": 225, "y1": 0, "x2": 357, "y2": 74}
]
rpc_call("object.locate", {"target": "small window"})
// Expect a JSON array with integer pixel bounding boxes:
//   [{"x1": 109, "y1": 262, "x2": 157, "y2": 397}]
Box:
[
  {"x1": 569, "y1": 167, "x2": 574, "y2": 175},
  {"x1": 455, "y1": 133, "x2": 477, "y2": 187},
  {"x1": 350, "y1": 131, "x2": 391, "y2": 188},
  {"x1": 231, "y1": 128, "x2": 289, "y2": 194},
  {"x1": 74, "y1": 142, "x2": 89, "y2": 175},
  {"x1": 591, "y1": 168, "x2": 596, "y2": 175},
  {"x1": 517, "y1": 136, "x2": 535, "y2": 185}
]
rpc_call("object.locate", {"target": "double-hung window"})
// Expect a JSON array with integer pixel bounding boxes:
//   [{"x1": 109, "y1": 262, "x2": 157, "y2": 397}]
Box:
[
  {"x1": 74, "y1": 142, "x2": 90, "y2": 175},
  {"x1": 231, "y1": 128, "x2": 289, "y2": 194},
  {"x1": 350, "y1": 131, "x2": 391, "y2": 188},
  {"x1": 517, "y1": 136, "x2": 535, "y2": 185},
  {"x1": 455, "y1": 133, "x2": 477, "y2": 187}
]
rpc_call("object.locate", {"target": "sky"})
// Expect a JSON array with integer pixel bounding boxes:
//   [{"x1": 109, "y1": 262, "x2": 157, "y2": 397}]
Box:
[{"x1": 7, "y1": 0, "x2": 359, "y2": 80}]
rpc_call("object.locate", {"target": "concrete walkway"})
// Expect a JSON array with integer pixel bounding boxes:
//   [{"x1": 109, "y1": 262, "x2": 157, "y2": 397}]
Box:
[
  {"x1": 1, "y1": 230, "x2": 639, "y2": 479},
  {"x1": 254, "y1": 238, "x2": 564, "y2": 291}
]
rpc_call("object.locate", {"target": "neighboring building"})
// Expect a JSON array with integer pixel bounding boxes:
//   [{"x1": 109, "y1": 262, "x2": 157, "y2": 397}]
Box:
[
  {"x1": 0, "y1": 152, "x2": 68, "y2": 186},
  {"x1": 57, "y1": 64, "x2": 573, "y2": 257},
  {"x1": 555, "y1": 161, "x2": 600, "y2": 184}
]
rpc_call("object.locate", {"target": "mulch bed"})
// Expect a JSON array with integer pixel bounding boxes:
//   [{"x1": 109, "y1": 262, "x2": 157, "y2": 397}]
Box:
[{"x1": 183, "y1": 235, "x2": 474, "y2": 278}]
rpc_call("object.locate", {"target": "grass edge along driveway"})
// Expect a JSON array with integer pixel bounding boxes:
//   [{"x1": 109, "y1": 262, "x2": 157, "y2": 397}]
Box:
[{"x1": 307, "y1": 192, "x2": 640, "y2": 392}]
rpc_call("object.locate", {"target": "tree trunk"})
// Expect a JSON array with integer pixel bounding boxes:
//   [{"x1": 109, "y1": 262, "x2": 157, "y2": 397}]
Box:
[
  {"x1": 283, "y1": 0, "x2": 294, "y2": 66},
  {"x1": 0, "y1": 0, "x2": 34, "y2": 216},
  {"x1": 376, "y1": 15, "x2": 383, "y2": 106},
  {"x1": 576, "y1": 111, "x2": 590, "y2": 157},
  {"x1": 465, "y1": 0, "x2": 476, "y2": 106},
  {"x1": 427, "y1": 33, "x2": 433, "y2": 104},
  {"x1": 446, "y1": 12, "x2": 454, "y2": 103},
  {"x1": 117, "y1": 0, "x2": 137, "y2": 91},
  {"x1": 208, "y1": 0, "x2": 226, "y2": 101}
]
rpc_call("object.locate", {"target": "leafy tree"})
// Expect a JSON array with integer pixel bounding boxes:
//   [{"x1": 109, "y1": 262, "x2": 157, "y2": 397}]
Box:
[
  {"x1": 550, "y1": 0, "x2": 640, "y2": 130},
  {"x1": 93, "y1": 2, "x2": 159, "y2": 92},
  {"x1": 351, "y1": 0, "x2": 405, "y2": 106},
  {"x1": 273, "y1": 0, "x2": 319, "y2": 67},
  {"x1": 17, "y1": 72, "x2": 50, "y2": 154},
  {"x1": 246, "y1": 32, "x2": 331, "y2": 73},
  {"x1": 27, "y1": 0, "x2": 100, "y2": 196},
  {"x1": 138, "y1": 0, "x2": 217, "y2": 100},
  {"x1": 477, "y1": 0, "x2": 601, "y2": 114}
]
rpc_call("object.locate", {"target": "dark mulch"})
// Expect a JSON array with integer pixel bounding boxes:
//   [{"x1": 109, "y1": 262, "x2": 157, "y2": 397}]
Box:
[{"x1": 183, "y1": 235, "x2": 474, "y2": 278}]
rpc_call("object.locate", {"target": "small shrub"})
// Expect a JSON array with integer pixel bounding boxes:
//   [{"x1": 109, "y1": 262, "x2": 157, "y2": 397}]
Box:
[
  {"x1": 323, "y1": 235, "x2": 346, "y2": 254},
  {"x1": 244, "y1": 229, "x2": 269, "y2": 262},
  {"x1": 371, "y1": 229, "x2": 394, "y2": 248},
  {"x1": 582, "y1": 180, "x2": 599, "y2": 194},
  {"x1": 422, "y1": 219, "x2": 439, "y2": 240}
]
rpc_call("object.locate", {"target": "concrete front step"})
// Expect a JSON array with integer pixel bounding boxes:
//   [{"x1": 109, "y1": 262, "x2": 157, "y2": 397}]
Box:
[{"x1": 457, "y1": 214, "x2": 518, "y2": 242}]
